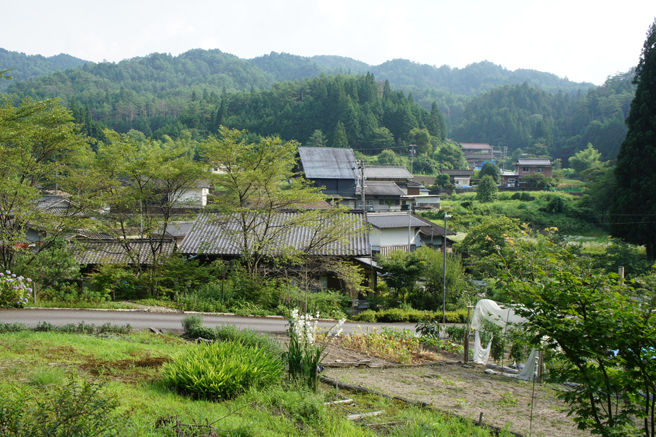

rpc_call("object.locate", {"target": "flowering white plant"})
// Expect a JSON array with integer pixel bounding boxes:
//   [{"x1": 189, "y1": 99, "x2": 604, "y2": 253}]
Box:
[
  {"x1": 286, "y1": 308, "x2": 327, "y2": 392},
  {"x1": 0, "y1": 270, "x2": 33, "y2": 308}
]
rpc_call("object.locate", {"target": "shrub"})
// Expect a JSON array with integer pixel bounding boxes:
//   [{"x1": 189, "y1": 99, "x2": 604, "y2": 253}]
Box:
[
  {"x1": 0, "y1": 380, "x2": 123, "y2": 436},
  {"x1": 0, "y1": 271, "x2": 32, "y2": 308},
  {"x1": 162, "y1": 341, "x2": 283, "y2": 400}
]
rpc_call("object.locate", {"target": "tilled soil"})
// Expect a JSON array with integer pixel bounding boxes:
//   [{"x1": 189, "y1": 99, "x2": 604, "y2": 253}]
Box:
[{"x1": 320, "y1": 343, "x2": 591, "y2": 437}]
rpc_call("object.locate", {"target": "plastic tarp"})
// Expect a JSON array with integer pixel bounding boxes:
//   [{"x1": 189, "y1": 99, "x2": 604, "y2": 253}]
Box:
[
  {"x1": 471, "y1": 299, "x2": 527, "y2": 331},
  {"x1": 470, "y1": 299, "x2": 538, "y2": 379}
]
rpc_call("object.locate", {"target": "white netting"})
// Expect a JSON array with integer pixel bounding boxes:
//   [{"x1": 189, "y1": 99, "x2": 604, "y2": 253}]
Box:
[{"x1": 470, "y1": 299, "x2": 538, "y2": 380}]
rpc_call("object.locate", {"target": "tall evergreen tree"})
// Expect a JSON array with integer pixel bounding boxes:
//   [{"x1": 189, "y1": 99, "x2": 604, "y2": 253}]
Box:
[
  {"x1": 611, "y1": 18, "x2": 656, "y2": 259},
  {"x1": 333, "y1": 121, "x2": 348, "y2": 148}
]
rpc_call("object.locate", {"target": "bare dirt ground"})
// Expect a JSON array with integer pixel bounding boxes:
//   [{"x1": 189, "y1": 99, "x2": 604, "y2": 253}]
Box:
[{"x1": 319, "y1": 341, "x2": 591, "y2": 437}]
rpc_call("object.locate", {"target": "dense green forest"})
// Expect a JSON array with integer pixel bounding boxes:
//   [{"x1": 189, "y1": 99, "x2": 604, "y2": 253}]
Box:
[
  {"x1": 1, "y1": 47, "x2": 630, "y2": 164},
  {"x1": 0, "y1": 48, "x2": 86, "y2": 91}
]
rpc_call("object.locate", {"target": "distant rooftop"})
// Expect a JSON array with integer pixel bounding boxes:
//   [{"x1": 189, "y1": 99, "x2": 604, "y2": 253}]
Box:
[
  {"x1": 460, "y1": 143, "x2": 493, "y2": 150},
  {"x1": 364, "y1": 166, "x2": 412, "y2": 180},
  {"x1": 515, "y1": 158, "x2": 552, "y2": 166},
  {"x1": 298, "y1": 147, "x2": 358, "y2": 180}
]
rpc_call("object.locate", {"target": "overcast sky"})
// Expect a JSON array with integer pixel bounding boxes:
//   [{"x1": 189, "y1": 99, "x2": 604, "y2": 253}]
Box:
[{"x1": 3, "y1": 0, "x2": 655, "y2": 85}]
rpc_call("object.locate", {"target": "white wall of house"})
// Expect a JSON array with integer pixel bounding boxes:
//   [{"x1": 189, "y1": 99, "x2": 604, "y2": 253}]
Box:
[
  {"x1": 171, "y1": 187, "x2": 208, "y2": 207},
  {"x1": 370, "y1": 227, "x2": 420, "y2": 251}
]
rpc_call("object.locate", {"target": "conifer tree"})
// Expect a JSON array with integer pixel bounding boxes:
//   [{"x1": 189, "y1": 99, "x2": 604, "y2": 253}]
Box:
[
  {"x1": 611, "y1": 18, "x2": 656, "y2": 259},
  {"x1": 332, "y1": 121, "x2": 348, "y2": 148}
]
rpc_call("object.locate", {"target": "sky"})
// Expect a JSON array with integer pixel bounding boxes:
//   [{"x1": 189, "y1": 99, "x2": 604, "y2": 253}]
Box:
[{"x1": 3, "y1": 0, "x2": 655, "y2": 86}]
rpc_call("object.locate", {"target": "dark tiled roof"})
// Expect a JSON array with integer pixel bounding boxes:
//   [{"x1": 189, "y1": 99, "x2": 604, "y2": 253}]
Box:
[
  {"x1": 516, "y1": 159, "x2": 552, "y2": 166},
  {"x1": 367, "y1": 213, "x2": 427, "y2": 229},
  {"x1": 364, "y1": 166, "x2": 412, "y2": 180},
  {"x1": 364, "y1": 181, "x2": 405, "y2": 196},
  {"x1": 180, "y1": 211, "x2": 369, "y2": 257},
  {"x1": 298, "y1": 147, "x2": 358, "y2": 180},
  {"x1": 75, "y1": 239, "x2": 175, "y2": 265}
]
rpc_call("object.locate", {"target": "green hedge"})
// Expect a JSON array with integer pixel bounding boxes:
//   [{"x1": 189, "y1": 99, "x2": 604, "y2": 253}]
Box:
[{"x1": 351, "y1": 308, "x2": 468, "y2": 323}]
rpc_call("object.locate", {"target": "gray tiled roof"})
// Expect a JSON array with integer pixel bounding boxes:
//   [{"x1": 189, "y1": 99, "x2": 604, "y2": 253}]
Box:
[
  {"x1": 442, "y1": 169, "x2": 474, "y2": 177},
  {"x1": 165, "y1": 222, "x2": 195, "y2": 238},
  {"x1": 516, "y1": 159, "x2": 552, "y2": 166},
  {"x1": 75, "y1": 239, "x2": 175, "y2": 265},
  {"x1": 363, "y1": 181, "x2": 405, "y2": 196},
  {"x1": 364, "y1": 166, "x2": 412, "y2": 180},
  {"x1": 367, "y1": 213, "x2": 427, "y2": 229},
  {"x1": 180, "y1": 211, "x2": 369, "y2": 257},
  {"x1": 298, "y1": 147, "x2": 358, "y2": 179}
]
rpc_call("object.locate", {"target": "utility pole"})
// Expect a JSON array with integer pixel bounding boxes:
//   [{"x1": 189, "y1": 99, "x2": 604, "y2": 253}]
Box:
[
  {"x1": 357, "y1": 160, "x2": 366, "y2": 211},
  {"x1": 408, "y1": 144, "x2": 416, "y2": 174}
]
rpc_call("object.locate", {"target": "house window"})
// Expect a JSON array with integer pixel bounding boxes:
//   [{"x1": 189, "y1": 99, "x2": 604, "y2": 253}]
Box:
[
  {"x1": 379, "y1": 200, "x2": 386, "y2": 205},
  {"x1": 508, "y1": 178, "x2": 515, "y2": 183},
  {"x1": 537, "y1": 167, "x2": 544, "y2": 173},
  {"x1": 522, "y1": 167, "x2": 530, "y2": 172}
]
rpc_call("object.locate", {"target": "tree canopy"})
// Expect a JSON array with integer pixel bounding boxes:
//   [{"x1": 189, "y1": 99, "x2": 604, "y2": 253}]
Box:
[{"x1": 611, "y1": 18, "x2": 656, "y2": 259}]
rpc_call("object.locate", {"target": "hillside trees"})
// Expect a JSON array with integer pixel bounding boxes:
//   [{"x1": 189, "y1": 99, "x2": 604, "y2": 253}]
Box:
[{"x1": 611, "y1": 18, "x2": 656, "y2": 259}]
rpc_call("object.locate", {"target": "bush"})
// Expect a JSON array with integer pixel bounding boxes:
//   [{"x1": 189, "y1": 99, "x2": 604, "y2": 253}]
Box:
[
  {"x1": 352, "y1": 308, "x2": 467, "y2": 323},
  {"x1": 0, "y1": 380, "x2": 123, "y2": 436},
  {"x1": 162, "y1": 341, "x2": 283, "y2": 400}
]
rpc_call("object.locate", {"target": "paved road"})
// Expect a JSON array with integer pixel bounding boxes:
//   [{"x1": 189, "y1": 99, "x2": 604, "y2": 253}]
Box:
[{"x1": 0, "y1": 309, "x2": 418, "y2": 335}]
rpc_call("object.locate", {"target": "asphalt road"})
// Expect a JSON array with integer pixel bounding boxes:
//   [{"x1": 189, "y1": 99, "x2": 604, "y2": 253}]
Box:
[{"x1": 0, "y1": 309, "x2": 418, "y2": 335}]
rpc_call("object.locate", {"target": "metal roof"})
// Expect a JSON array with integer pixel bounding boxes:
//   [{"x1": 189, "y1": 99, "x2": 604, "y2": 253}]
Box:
[
  {"x1": 180, "y1": 211, "x2": 369, "y2": 257},
  {"x1": 367, "y1": 212, "x2": 427, "y2": 229},
  {"x1": 516, "y1": 159, "x2": 552, "y2": 166},
  {"x1": 298, "y1": 147, "x2": 358, "y2": 180},
  {"x1": 75, "y1": 239, "x2": 175, "y2": 265},
  {"x1": 364, "y1": 166, "x2": 412, "y2": 180},
  {"x1": 460, "y1": 143, "x2": 493, "y2": 150}
]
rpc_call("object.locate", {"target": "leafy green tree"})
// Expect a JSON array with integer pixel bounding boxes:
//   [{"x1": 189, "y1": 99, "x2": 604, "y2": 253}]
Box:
[
  {"x1": 479, "y1": 162, "x2": 500, "y2": 182},
  {"x1": 376, "y1": 250, "x2": 424, "y2": 305},
  {"x1": 414, "y1": 246, "x2": 470, "y2": 311},
  {"x1": 456, "y1": 216, "x2": 523, "y2": 277},
  {"x1": 435, "y1": 142, "x2": 468, "y2": 169},
  {"x1": 200, "y1": 127, "x2": 363, "y2": 278},
  {"x1": 476, "y1": 175, "x2": 498, "y2": 203},
  {"x1": 413, "y1": 154, "x2": 439, "y2": 175},
  {"x1": 0, "y1": 97, "x2": 95, "y2": 270},
  {"x1": 91, "y1": 131, "x2": 207, "y2": 290},
  {"x1": 376, "y1": 149, "x2": 402, "y2": 166},
  {"x1": 408, "y1": 128, "x2": 432, "y2": 155},
  {"x1": 500, "y1": 239, "x2": 656, "y2": 436},
  {"x1": 568, "y1": 143, "x2": 602, "y2": 175},
  {"x1": 612, "y1": 18, "x2": 656, "y2": 259}
]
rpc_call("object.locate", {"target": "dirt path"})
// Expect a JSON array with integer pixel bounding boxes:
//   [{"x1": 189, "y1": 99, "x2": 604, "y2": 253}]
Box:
[{"x1": 320, "y1": 346, "x2": 590, "y2": 437}]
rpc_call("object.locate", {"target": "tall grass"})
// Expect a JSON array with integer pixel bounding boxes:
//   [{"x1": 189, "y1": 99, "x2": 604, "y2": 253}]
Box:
[{"x1": 162, "y1": 341, "x2": 283, "y2": 400}]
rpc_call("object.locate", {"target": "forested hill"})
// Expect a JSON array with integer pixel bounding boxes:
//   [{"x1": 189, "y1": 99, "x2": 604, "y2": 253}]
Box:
[
  {"x1": 452, "y1": 71, "x2": 635, "y2": 162},
  {"x1": 3, "y1": 48, "x2": 593, "y2": 102},
  {"x1": 2, "y1": 47, "x2": 630, "y2": 162},
  {"x1": 0, "y1": 48, "x2": 87, "y2": 91}
]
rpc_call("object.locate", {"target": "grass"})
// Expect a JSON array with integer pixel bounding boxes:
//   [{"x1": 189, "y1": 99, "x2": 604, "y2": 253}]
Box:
[{"x1": 0, "y1": 330, "x2": 510, "y2": 436}]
